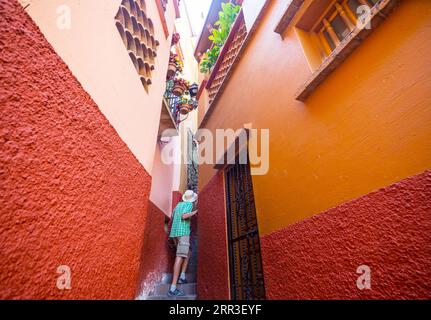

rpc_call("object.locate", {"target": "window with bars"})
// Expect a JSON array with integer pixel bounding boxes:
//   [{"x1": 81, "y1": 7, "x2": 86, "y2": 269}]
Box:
[
  {"x1": 313, "y1": 0, "x2": 380, "y2": 56},
  {"x1": 293, "y1": 0, "x2": 389, "y2": 71},
  {"x1": 291, "y1": 0, "x2": 397, "y2": 100}
]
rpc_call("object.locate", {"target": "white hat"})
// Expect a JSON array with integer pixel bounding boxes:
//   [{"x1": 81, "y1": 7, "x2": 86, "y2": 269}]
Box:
[{"x1": 182, "y1": 190, "x2": 198, "y2": 203}]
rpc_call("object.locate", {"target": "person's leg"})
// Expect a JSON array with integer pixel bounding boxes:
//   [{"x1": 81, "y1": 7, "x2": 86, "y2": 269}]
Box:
[
  {"x1": 177, "y1": 236, "x2": 191, "y2": 283},
  {"x1": 171, "y1": 256, "x2": 183, "y2": 288},
  {"x1": 179, "y1": 251, "x2": 191, "y2": 282},
  {"x1": 169, "y1": 237, "x2": 189, "y2": 295},
  {"x1": 176, "y1": 236, "x2": 190, "y2": 284}
]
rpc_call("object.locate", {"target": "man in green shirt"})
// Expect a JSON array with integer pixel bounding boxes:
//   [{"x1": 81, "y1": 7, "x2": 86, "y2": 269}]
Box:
[{"x1": 168, "y1": 190, "x2": 198, "y2": 297}]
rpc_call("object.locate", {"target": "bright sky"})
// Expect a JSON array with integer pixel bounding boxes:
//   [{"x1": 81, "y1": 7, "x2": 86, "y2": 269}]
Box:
[{"x1": 181, "y1": 0, "x2": 212, "y2": 37}]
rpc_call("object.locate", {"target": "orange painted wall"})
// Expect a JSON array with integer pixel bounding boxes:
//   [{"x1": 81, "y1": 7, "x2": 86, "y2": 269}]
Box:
[{"x1": 198, "y1": 0, "x2": 431, "y2": 236}]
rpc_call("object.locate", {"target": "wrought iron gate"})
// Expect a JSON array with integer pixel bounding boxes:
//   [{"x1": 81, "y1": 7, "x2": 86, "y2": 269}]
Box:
[
  {"x1": 225, "y1": 160, "x2": 266, "y2": 300},
  {"x1": 187, "y1": 129, "x2": 198, "y2": 193}
]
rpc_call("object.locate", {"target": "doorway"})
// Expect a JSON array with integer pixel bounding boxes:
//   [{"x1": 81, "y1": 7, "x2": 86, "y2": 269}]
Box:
[{"x1": 224, "y1": 158, "x2": 266, "y2": 300}]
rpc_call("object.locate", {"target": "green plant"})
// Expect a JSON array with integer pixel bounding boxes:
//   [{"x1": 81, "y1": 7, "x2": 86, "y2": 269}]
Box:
[
  {"x1": 178, "y1": 94, "x2": 198, "y2": 110},
  {"x1": 169, "y1": 52, "x2": 183, "y2": 70},
  {"x1": 200, "y1": 3, "x2": 241, "y2": 74},
  {"x1": 210, "y1": 3, "x2": 241, "y2": 45},
  {"x1": 200, "y1": 46, "x2": 220, "y2": 74},
  {"x1": 173, "y1": 77, "x2": 190, "y2": 91},
  {"x1": 180, "y1": 95, "x2": 191, "y2": 105}
]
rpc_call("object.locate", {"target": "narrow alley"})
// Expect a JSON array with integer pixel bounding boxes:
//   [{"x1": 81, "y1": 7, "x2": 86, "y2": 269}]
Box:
[{"x1": 0, "y1": 0, "x2": 430, "y2": 302}]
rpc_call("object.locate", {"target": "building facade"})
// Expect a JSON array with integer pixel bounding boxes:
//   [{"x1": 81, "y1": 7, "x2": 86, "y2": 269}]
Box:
[
  {"x1": 0, "y1": 0, "x2": 198, "y2": 299},
  {"x1": 196, "y1": 0, "x2": 431, "y2": 299},
  {"x1": 1, "y1": 0, "x2": 431, "y2": 301}
]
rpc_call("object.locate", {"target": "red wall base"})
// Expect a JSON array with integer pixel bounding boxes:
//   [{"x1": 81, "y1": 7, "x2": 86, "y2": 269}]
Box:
[
  {"x1": 137, "y1": 201, "x2": 174, "y2": 298},
  {"x1": 172, "y1": 191, "x2": 182, "y2": 213},
  {"x1": 0, "y1": 1, "x2": 153, "y2": 299},
  {"x1": 197, "y1": 172, "x2": 230, "y2": 300},
  {"x1": 261, "y1": 170, "x2": 431, "y2": 299}
]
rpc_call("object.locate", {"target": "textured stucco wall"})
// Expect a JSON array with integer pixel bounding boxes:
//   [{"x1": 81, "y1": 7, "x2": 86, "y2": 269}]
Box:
[
  {"x1": 171, "y1": 191, "x2": 183, "y2": 212},
  {"x1": 0, "y1": 1, "x2": 152, "y2": 299},
  {"x1": 197, "y1": 172, "x2": 230, "y2": 300},
  {"x1": 137, "y1": 201, "x2": 174, "y2": 298},
  {"x1": 198, "y1": 0, "x2": 431, "y2": 236},
  {"x1": 18, "y1": 0, "x2": 178, "y2": 174},
  {"x1": 261, "y1": 170, "x2": 431, "y2": 300}
]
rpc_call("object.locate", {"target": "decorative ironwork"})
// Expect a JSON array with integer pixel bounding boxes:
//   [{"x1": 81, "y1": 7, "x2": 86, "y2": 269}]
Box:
[
  {"x1": 187, "y1": 129, "x2": 198, "y2": 193},
  {"x1": 164, "y1": 80, "x2": 198, "y2": 125},
  {"x1": 225, "y1": 158, "x2": 266, "y2": 300},
  {"x1": 115, "y1": 0, "x2": 159, "y2": 91},
  {"x1": 207, "y1": 13, "x2": 248, "y2": 105},
  {"x1": 163, "y1": 79, "x2": 182, "y2": 123}
]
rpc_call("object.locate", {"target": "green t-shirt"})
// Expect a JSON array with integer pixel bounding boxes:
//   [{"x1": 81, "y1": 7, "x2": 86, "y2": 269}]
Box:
[{"x1": 169, "y1": 201, "x2": 193, "y2": 238}]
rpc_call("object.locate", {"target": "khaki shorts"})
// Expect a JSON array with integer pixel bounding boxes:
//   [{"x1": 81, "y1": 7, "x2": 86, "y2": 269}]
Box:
[{"x1": 175, "y1": 235, "x2": 190, "y2": 258}]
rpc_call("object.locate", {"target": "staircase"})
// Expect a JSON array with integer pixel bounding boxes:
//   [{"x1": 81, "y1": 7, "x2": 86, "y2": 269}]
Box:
[
  {"x1": 137, "y1": 216, "x2": 199, "y2": 300},
  {"x1": 143, "y1": 273, "x2": 197, "y2": 300}
]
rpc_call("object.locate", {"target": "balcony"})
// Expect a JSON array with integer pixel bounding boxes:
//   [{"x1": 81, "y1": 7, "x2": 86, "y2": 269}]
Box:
[
  {"x1": 158, "y1": 36, "x2": 198, "y2": 138},
  {"x1": 159, "y1": 80, "x2": 181, "y2": 137},
  {"x1": 158, "y1": 82, "x2": 180, "y2": 138},
  {"x1": 158, "y1": 79, "x2": 198, "y2": 138},
  {"x1": 198, "y1": 9, "x2": 248, "y2": 128}
]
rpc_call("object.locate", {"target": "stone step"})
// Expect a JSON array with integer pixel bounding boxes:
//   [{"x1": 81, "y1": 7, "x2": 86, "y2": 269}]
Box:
[
  {"x1": 146, "y1": 294, "x2": 197, "y2": 300},
  {"x1": 161, "y1": 273, "x2": 197, "y2": 284},
  {"x1": 152, "y1": 283, "x2": 196, "y2": 296}
]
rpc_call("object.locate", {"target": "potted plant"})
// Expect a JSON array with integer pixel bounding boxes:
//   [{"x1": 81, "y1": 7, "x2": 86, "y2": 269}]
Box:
[
  {"x1": 176, "y1": 96, "x2": 198, "y2": 115},
  {"x1": 167, "y1": 53, "x2": 183, "y2": 79},
  {"x1": 172, "y1": 77, "x2": 190, "y2": 96},
  {"x1": 199, "y1": 3, "x2": 241, "y2": 74},
  {"x1": 171, "y1": 32, "x2": 180, "y2": 46},
  {"x1": 189, "y1": 83, "x2": 199, "y2": 97},
  {"x1": 200, "y1": 45, "x2": 220, "y2": 74}
]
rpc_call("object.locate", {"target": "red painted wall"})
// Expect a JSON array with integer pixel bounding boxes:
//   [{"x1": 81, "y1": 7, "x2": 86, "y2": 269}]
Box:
[
  {"x1": 171, "y1": 191, "x2": 182, "y2": 213},
  {"x1": 261, "y1": 170, "x2": 431, "y2": 300},
  {"x1": 197, "y1": 171, "x2": 230, "y2": 299},
  {"x1": 0, "y1": 1, "x2": 152, "y2": 299},
  {"x1": 137, "y1": 201, "x2": 174, "y2": 297}
]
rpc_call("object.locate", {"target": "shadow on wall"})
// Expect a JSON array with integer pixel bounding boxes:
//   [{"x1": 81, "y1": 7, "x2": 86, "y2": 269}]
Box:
[{"x1": 136, "y1": 201, "x2": 175, "y2": 299}]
